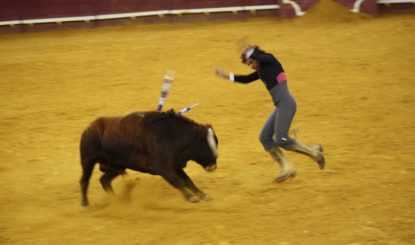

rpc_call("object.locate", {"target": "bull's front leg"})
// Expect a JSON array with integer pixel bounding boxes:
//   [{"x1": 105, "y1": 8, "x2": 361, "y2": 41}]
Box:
[
  {"x1": 160, "y1": 171, "x2": 200, "y2": 203},
  {"x1": 177, "y1": 169, "x2": 212, "y2": 201}
]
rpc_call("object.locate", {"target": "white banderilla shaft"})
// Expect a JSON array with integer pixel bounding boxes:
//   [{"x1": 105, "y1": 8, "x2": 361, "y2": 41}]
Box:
[
  {"x1": 156, "y1": 69, "x2": 175, "y2": 112},
  {"x1": 177, "y1": 103, "x2": 199, "y2": 115}
]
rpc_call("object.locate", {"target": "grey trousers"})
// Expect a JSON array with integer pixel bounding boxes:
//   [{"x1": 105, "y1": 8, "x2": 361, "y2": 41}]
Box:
[{"x1": 259, "y1": 82, "x2": 297, "y2": 151}]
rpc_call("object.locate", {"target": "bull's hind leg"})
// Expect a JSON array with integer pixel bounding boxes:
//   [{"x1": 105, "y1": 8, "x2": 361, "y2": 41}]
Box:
[
  {"x1": 177, "y1": 169, "x2": 212, "y2": 201},
  {"x1": 160, "y1": 171, "x2": 200, "y2": 203},
  {"x1": 99, "y1": 167, "x2": 124, "y2": 193},
  {"x1": 80, "y1": 159, "x2": 96, "y2": 207}
]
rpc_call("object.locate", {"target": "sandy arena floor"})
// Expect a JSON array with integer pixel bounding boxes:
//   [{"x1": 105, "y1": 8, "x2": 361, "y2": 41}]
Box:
[{"x1": 0, "y1": 1, "x2": 414, "y2": 244}]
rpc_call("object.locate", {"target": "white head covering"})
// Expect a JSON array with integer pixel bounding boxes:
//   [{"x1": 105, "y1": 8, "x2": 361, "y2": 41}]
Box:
[{"x1": 244, "y1": 47, "x2": 255, "y2": 59}]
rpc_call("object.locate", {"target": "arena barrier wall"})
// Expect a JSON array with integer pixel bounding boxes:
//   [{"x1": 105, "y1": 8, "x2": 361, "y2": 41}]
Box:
[
  {"x1": 0, "y1": 0, "x2": 318, "y2": 32},
  {"x1": 1, "y1": 0, "x2": 412, "y2": 32},
  {"x1": 336, "y1": 0, "x2": 415, "y2": 15}
]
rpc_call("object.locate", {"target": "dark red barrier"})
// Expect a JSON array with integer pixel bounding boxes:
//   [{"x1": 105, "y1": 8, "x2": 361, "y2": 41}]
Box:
[
  {"x1": 0, "y1": 0, "x2": 276, "y2": 21},
  {"x1": 336, "y1": 0, "x2": 415, "y2": 15}
]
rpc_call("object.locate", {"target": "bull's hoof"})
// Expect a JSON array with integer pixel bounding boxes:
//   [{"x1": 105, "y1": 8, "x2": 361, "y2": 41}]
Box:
[
  {"x1": 275, "y1": 170, "x2": 296, "y2": 183},
  {"x1": 187, "y1": 196, "x2": 200, "y2": 203},
  {"x1": 81, "y1": 200, "x2": 89, "y2": 207},
  {"x1": 200, "y1": 194, "x2": 213, "y2": 201}
]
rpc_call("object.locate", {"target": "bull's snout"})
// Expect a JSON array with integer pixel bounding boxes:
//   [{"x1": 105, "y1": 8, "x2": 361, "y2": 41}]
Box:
[{"x1": 204, "y1": 164, "x2": 217, "y2": 172}]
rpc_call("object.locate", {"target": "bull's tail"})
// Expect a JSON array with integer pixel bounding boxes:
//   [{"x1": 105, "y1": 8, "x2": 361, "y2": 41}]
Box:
[{"x1": 79, "y1": 127, "x2": 102, "y2": 207}]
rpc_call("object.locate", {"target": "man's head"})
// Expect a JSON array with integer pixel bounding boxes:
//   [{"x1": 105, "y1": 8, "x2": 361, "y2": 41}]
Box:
[
  {"x1": 241, "y1": 45, "x2": 262, "y2": 70},
  {"x1": 241, "y1": 46, "x2": 257, "y2": 63}
]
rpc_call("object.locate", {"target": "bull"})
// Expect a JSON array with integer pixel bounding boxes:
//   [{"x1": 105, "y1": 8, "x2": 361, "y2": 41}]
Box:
[{"x1": 79, "y1": 109, "x2": 218, "y2": 206}]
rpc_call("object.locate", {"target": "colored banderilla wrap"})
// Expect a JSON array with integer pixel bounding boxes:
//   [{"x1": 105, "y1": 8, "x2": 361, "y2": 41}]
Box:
[
  {"x1": 157, "y1": 69, "x2": 175, "y2": 112},
  {"x1": 156, "y1": 69, "x2": 198, "y2": 115}
]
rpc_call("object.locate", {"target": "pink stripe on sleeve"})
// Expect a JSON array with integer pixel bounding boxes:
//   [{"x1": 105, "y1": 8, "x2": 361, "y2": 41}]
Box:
[{"x1": 276, "y1": 72, "x2": 287, "y2": 83}]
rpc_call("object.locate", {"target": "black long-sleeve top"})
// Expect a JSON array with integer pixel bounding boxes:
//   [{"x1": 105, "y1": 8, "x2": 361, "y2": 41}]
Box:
[{"x1": 234, "y1": 53, "x2": 286, "y2": 91}]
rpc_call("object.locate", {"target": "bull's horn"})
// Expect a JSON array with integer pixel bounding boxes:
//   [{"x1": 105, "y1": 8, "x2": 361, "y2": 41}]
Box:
[{"x1": 207, "y1": 127, "x2": 218, "y2": 157}]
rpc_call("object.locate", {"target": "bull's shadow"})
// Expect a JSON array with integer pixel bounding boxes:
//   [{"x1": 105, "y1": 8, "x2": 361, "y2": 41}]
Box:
[{"x1": 79, "y1": 109, "x2": 218, "y2": 206}]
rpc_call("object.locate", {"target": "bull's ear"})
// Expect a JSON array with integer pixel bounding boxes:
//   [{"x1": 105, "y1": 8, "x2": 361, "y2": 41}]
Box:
[{"x1": 166, "y1": 109, "x2": 176, "y2": 116}]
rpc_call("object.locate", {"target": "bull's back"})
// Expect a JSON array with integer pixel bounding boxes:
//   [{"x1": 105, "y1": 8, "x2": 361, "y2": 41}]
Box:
[
  {"x1": 97, "y1": 113, "x2": 148, "y2": 153},
  {"x1": 135, "y1": 111, "x2": 201, "y2": 152}
]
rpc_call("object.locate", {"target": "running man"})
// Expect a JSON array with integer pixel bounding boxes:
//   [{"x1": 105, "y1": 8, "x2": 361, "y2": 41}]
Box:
[{"x1": 215, "y1": 45, "x2": 325, "y2": 182}]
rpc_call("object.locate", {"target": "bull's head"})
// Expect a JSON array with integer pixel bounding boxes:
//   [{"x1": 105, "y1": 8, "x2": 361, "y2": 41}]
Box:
[{"x1": 193, "y1": 125, "x2": 218, "y2": 171}]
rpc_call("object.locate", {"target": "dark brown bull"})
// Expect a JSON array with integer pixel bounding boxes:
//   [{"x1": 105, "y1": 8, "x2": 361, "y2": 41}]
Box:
[{"x1": 79, "y1": 110, "x2": 218, "y2": 206}]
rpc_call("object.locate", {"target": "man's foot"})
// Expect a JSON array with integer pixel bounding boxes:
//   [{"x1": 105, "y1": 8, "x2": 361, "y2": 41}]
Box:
[
  {"x1": 275, "y1": 169, "x2": 296, "y2": 183},
  {"x1": 316, "y1": 154, "x2": 325, "y2": 170},
  {"x1": 311, "y1": 145, "x2": 325, "y2": 169}
]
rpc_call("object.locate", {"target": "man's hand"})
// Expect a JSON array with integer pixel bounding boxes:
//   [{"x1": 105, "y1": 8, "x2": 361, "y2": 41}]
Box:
[{"x1": 215, "y1": 67, "x2": 229, "y2": 79}]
